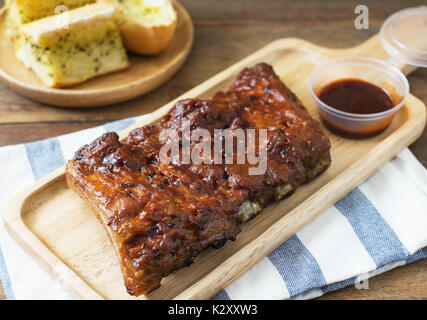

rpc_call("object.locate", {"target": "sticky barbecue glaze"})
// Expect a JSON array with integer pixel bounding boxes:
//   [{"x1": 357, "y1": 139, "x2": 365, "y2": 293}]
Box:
[{"x1": 65, "y1": 63, "x2": 331, "y2": 296}]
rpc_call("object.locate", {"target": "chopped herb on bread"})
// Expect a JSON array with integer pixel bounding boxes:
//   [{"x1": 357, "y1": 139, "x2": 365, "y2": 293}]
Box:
[{"x1": 15, "y1": 3, "x2": 130, "y2": 88}]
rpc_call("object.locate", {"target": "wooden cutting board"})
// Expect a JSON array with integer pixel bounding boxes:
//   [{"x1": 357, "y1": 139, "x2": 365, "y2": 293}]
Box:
[{"x1": 3, "y1": 35, "x2": 426, "y2": 300}]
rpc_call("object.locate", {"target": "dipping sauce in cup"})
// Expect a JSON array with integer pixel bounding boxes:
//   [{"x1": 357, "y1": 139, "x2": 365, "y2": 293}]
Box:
[
  {"x1": 318, "y1": 79, "x2": 394, "y2": 115},
  {"x1": 309, "y1": 56, "x2": 409, "y2": 138}
]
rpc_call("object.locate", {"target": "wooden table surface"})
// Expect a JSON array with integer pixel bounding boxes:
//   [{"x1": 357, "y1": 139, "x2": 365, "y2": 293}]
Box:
[{"x1": 0, "y1": 0, "x2": 426, "y2": 300}]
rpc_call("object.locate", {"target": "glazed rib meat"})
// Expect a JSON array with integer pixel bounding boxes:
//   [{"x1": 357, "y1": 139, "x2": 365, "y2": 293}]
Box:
[{"x1": 65, "y1": 63, "x2": 331, "y2": 296}]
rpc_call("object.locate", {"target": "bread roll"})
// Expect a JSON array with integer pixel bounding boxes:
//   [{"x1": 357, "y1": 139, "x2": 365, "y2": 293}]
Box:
[{"x1": 101, "y1": 0, "x2": 177, "y2": 55}]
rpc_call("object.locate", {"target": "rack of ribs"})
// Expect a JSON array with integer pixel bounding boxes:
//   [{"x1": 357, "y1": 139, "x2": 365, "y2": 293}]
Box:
[{"x1": 65, "y1": 63, "x2": 331, "y2": 296}]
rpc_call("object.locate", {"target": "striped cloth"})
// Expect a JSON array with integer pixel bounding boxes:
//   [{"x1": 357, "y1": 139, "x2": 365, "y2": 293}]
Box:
[{"x1": 0, "y1": 116, "x2": 426, "y2": 300}]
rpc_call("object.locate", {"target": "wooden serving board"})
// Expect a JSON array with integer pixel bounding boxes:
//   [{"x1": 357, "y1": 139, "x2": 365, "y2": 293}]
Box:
[
  {"x1": 0, "y1": 1, "x2": 193, "y2": 107},
  {"x1": 3, "y1": 35, "x2": 426, "y2": 300}
]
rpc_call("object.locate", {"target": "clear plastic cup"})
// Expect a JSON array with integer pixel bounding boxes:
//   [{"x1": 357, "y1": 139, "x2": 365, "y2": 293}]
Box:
[
  {"x1": 309, "y1": 7, "x2": 427, "y2": 138},
  {"x1": 380, "y1": 7, "x2": 427, "y2": 68},
  {"x1": 309, "y1": 56, "x2": 409, "y2": 137}
]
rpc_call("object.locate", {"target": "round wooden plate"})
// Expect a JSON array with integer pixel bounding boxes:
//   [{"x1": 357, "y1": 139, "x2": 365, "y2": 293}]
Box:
[{"x1": 0, "y1": 1, "x2": 194, "y2": 108}]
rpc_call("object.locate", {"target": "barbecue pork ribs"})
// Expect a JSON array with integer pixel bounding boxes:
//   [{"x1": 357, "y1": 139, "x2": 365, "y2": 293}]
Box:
[{"x1": 65, "y1": 63, "x2": 331, "y2": 296}]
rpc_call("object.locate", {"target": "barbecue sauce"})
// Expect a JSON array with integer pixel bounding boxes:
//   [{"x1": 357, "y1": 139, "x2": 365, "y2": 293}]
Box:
[
  {"x1": 318, "y1": 79, "x2": 394, "y2": 114},
  {"x1": 318, "y1": 79, "x2": 397, "y2": 137}
]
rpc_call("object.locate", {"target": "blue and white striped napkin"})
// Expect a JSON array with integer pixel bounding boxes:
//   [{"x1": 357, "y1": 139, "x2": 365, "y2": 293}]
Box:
[{"x1": 0, "y1": 116, "x2": 426, "y2": 300}]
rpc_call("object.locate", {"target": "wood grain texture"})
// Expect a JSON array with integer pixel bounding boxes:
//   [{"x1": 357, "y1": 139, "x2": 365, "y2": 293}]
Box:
[
  {"x1": 3, "y1": 37, "x2": 426, "y2": 300},
  {"x1": 0, "y1": 122, "x2": 106, "y2": 146},
  {"x1": 0, "y1": 279, "x2": 5, "y2": 300},
  {"x1": 0, "y1": 0, "x2": 426, "y2": 300},
  {"x1": 0, "y1": 0, "x2": 425, "y2": 123},
  {"x1": 319, "y1": 258, "x2": 427, "y2": 300}
]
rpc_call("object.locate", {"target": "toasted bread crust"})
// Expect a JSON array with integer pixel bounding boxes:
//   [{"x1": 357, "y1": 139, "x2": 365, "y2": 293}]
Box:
[
  {"x1": 120, "y1": 19, "x2": 176, "y2": 55},
  {"x1": 48, "y1": 62, "x2": 130, "y2": 88},
  {"x1": 99, "y1": 0, "x2": 177, "y2": 55}
]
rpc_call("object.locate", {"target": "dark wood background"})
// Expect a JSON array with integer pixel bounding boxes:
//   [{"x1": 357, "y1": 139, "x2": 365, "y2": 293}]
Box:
[{"x1": 0, "y1": 0, "x2": 426, "y2": 299}]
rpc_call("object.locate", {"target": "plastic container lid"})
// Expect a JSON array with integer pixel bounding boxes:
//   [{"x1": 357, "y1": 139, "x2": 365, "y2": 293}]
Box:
[{"x1": 380, "y1": 7, "x2": 427, "y2": 67}]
